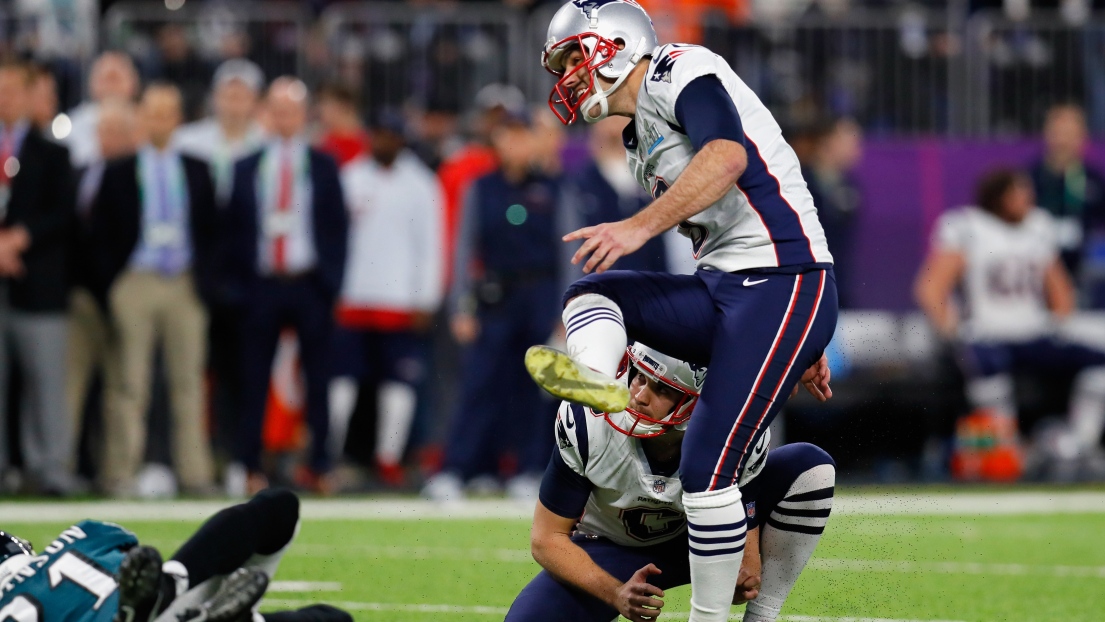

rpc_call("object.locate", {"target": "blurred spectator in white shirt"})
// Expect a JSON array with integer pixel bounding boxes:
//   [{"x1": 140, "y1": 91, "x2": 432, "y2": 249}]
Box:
[
  {"x1": 175, "y1": 59, "x2": 267, "y2": 203},
  {"x1": 331, "y1": 111, "x2": 445, "y2": 487},
  {"x1": 65, "y1": 52, "x2": 140, "y2": 168},
  {"x1": 175, "y1": 59, "x2": 267, "y2": 476}
]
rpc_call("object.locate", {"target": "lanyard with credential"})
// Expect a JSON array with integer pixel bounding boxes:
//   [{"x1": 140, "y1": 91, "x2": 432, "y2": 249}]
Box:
[
  {"x1": 136, "y1": 152, "x2": 188, "y2": 246},
  {"x1": 258, "y1": 146, "x2": 309, "y2": 235},
  {"x1": 1064, "y1": 164, "x2": 1087, "y2": 216}
]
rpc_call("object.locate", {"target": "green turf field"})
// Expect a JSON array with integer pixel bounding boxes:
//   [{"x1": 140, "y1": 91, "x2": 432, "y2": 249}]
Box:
[{"x1": 5, "y1": 494, "x2": 1105, "y2": 621}]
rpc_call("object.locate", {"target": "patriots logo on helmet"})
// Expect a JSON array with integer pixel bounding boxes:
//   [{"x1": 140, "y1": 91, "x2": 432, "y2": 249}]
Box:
[
  {"x1": 689, "y1": 362, "x2": 707, "y2": 388},
  {"x1": 652, "y1": 479, "x2": 666, "y2": 493},
  {"x1": 571, "y1": 0, "x2": 620, "y2": 16}
]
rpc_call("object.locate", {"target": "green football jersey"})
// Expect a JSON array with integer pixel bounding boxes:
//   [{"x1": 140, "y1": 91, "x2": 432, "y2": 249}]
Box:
[{"x1": 0, "y1": 520, "x2": 138, "y2": 621}]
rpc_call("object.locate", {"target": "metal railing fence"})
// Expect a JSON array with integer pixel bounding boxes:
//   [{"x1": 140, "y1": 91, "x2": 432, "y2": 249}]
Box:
[
  {"x1": 92, "y1": 2, "x2": 1105, "y2": 136},
  {"x1": 320, "y1": 2, "x2": 527, "y2": 116},
  {"x1": 102, "y1": 1, "x2": 311, "y2": 120}
]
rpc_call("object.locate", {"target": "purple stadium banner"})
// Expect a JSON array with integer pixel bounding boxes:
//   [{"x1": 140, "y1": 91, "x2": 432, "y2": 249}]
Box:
[
  {"x1": 852, "y1": 140, "x2": 1105, "y2": 310},
  {"x1": 562, "y1": 139, "x2": 1105, "y2": 310}
]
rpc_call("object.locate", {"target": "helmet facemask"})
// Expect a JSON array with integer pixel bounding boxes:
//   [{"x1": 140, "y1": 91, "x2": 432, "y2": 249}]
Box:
[
  {"x1": 603, "y1": 351, "x2": 700, "y2": 438},
  {"x1": 544, "y1": 34, "x2": 618, "y2": 125},
  {"x1": 543, "y1": 32, "x2": 648, "y2": 125}
]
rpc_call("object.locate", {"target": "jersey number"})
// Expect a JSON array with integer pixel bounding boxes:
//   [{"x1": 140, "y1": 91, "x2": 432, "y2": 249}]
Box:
[
  {"x1": 0, "y1": 597, "x2": 43, "y2": 622},
  {"x1": 0, "y1": 552, "x2": 117, "y2": 620},
  {"x1": 619, "y1": 506, "x2": 686, "y2": 542}
]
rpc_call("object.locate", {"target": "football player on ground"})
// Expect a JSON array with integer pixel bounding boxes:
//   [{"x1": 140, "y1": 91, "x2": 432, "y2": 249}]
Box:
[
  {"x1": 508, "y1": 344, "x2": 835, "y2": 622},
  {"x1": 523, "y1": 2, "x2": 836, "y2": 619},
  {"x1": 0, "y1": 489, "x2": 350, "y2": 622}
]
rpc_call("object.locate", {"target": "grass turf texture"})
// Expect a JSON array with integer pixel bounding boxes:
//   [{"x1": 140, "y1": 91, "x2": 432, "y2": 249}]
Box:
[{"x1": 6, "y1": 510, "x2": 1105, "y2": 621}]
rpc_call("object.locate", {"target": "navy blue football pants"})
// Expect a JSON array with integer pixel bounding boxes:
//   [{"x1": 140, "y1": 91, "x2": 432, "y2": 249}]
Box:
[
  {"x1": 564, "y1": 268, "x2": 838, "y2": 492},
  {"x1": 962, "y1": 337, "x2": 1105, "y2": 378},
  {"x1": 504, "y1": 443, "x2": 835, "y2": 622}
]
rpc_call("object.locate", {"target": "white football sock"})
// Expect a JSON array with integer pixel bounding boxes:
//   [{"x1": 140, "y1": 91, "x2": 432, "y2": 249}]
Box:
[
  {"x1": 684, "y1": 485, "x2": 746, "y2": 622},
  {"x1": 161, "y1": 560, "x2": 189, "y2": 598},
  {"x1": 328, "y1": 376, "x2": 358, "y2": 462},
  {"x1": 744, "y1": 463, "x2": 836, "y2": 622},
  {"x1": 153, "y1": 522, "x2": 301, "y2": 622},
  {"x1": 376, "y1": 381, "x2": 417, "y2": 466},
  {"x1": 1070, "y1": 367, "x2": 1105, "y2": 454},
  {"x1": 562, "y1": 294, "x2": 626, "y2": 377}
]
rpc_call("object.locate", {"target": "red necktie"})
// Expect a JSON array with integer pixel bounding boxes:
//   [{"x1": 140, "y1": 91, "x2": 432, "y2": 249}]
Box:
[{"x1": 274, "y1": 148, "x2": 292, "y2": 273}]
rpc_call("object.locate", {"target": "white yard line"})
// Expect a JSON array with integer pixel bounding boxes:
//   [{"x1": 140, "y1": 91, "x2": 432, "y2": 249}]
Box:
[
  {"x1": 261, "y1": 599, "x2": 965, "y2": 622},
  {"x1": 810, "y1": 558, "x2": 1105, "y2": 578},
  {"x1": 285, "y1": 543, "x2": 1105, "y2": 579},
  {"x1": 777, "y1": 618, "x2": 966, "y2": 622},
  {"x1": 1, "y1": 491, "x2": 1104, "y2": 522},
  {"x1": 290, "y1": 543, "x2": 533, "y2": 562},
  {"x1": 268, "y1": 581, "x2": 343, "y2": 592},
  {"x1": 261, "y1": 599, "x2": 509, "y2": 615}
]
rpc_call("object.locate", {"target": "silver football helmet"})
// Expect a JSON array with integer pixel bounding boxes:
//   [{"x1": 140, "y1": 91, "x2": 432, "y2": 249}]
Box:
[
  {"x1": 604, "y1": 342, "x2": 705, "y2": 438},
  {"x1": 542, "y1": 0, "x2": 658, "y2": 125}
]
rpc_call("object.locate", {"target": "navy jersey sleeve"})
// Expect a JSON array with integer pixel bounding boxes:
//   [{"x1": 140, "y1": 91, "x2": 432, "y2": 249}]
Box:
[
  {"x1": 673, "y1": 75, "x2": 746, "y2": 151},
  {"x1": 538, "y1": 450, "x2": 594, "y2": 519}
]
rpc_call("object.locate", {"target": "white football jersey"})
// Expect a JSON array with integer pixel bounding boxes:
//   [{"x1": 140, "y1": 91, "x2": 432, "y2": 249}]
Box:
[
  {"x1": 555, "y1": 401, "x2": 769, "y2": 548},
  {"x1": 934, "y1": 206, "x2": 1059, "y2": 342},
  {"x1": 625, "y1": 44, "x2": 833, "y2": 272}
]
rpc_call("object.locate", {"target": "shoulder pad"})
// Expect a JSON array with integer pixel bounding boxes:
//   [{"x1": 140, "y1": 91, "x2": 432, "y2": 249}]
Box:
[
  {"x1": 555, "y1": 402, "x2": 591, "y2": 473},
  {"x1": 645, "y1": 44, "x2": 729, "y2": 121}
]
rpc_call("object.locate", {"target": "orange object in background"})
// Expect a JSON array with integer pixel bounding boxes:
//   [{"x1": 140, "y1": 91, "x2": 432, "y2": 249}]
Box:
[
  {"x1": 636, "y1": 0, "x2": 750, "y2": 45},
  {"x1": 950, "y1": 408, "x2": 1024, "y2": 482},
  {"x1": 262, "y1": 330, "x2": 306, "y2": 453},
  {"x1": 438, "y1": 145, "x2": 498, "y2": 286}
]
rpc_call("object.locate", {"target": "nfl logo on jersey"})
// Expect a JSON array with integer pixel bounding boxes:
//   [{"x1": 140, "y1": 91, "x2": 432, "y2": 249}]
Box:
[
  {"x1": 745, "y1": 501, "x2": 757, "y2": 520},
  {"x1": 652, "y1": 479, "x2": 666, "y2": 494}
]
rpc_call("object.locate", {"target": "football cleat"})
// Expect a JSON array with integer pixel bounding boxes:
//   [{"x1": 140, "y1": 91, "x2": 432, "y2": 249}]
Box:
[
  {"x1": 114, "y1": 545, "x2": 167, "y2": 622},
  {"x1": 176, "y1": 567, "x2": 269, "y2": 622},
  {"x1": 524, "y1": 345, "x2": 629, "y2": 413}
]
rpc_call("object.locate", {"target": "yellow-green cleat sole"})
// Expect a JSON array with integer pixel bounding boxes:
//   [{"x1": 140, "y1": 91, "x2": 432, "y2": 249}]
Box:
[{"x1": 524, "y1": 345, "x2": 629, "y2": 413}]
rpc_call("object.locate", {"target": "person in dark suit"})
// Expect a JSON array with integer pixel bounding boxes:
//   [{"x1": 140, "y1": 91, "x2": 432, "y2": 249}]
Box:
[
  {"x1": 0, "y1": 58, "x2": 79, "y2": 496},
  {"x1": 66, "y1": 98, "x2": 138, "y2": 484},
  {"x1": 225, "y1": 76, "x2": 348, "y2": 493},
  {"x1": 802, "y1": 117, "x2": 863, "y2": 309},
  {"x1": 90, "y1": 82, "x2": 218, "y2": 497},
  {"x1": 1028, "y1": 104, "x2": 1105, "y2": 306}
]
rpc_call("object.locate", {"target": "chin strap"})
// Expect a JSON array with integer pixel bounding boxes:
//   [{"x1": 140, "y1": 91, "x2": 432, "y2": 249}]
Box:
[{"x1": 581, "y1": 36, "x2": 648, "y2": 123}]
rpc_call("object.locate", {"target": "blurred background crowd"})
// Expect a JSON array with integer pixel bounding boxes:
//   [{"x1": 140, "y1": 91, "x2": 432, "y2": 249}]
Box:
[{"x1": 1, "y1": 0, "x2": 1105, "y2": 500}]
